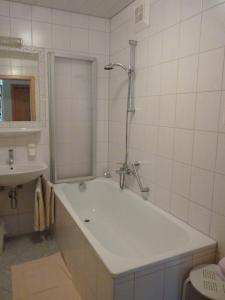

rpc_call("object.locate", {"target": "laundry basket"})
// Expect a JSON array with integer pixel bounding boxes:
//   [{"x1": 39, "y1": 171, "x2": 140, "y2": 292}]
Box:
[{"x1": 0, "y1": 219, "x2": 6, "y2": 255}]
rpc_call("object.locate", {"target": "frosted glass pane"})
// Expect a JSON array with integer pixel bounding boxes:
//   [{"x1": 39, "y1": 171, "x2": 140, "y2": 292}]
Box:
[{"x1": 54, "y1": 57, "x2": 93, "y2": 180}]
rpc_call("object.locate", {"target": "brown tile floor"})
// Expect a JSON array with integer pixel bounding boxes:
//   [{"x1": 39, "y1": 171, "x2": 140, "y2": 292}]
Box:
[{"x1": 0, "y1": 233, "x2": 58, "y2": 300}]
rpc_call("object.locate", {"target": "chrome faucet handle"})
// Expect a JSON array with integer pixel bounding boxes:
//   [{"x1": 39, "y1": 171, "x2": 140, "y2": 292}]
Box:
[
  {"x1": 103, "y1": 170, "x2": 111, "y2": 178},
  {"x1": 8, "y1": 148, "x2": 14, "y2": 165},
  {"x1": 133, "y1": 161, "x2": 140, "y2": 167}
]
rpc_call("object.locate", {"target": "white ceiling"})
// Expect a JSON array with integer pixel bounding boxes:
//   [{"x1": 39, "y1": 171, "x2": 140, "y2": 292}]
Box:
[{"x1": 10, "y1": 0, "x2": 134, "y2": 18}]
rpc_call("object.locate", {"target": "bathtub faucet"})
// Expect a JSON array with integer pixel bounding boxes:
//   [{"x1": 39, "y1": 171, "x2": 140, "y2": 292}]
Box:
[
  {"x1": 116, "y1": 161, "x2": 150, "y2": 194},
  {"x1": 131, "y1": 161, "x2": 150, "y2": 193},
  {"x1": 115, "y1": 162, "x2": 132, "y2": 189}
]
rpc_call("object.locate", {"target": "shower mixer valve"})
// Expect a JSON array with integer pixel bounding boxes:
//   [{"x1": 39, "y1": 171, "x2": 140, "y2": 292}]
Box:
[{"x1": 115, "y1": 161, "x2": 150, "y2": 194}]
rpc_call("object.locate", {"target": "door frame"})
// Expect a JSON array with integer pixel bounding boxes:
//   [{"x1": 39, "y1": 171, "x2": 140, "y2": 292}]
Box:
[
  {"x1": 11, "y1": 84, "x2": 30, "y2": 121},
  {"x1": 0, "y1": 75, "x2": 36, "y2": 121}
]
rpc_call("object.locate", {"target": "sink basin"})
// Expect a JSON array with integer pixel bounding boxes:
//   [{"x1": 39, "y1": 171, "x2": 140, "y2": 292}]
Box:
[{"x1": 0, "y1": 162, "x2": 48, "y2": 186}]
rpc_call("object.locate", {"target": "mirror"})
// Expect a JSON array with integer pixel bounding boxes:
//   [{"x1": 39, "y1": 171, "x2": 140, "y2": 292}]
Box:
[
  {"x1": 0, "y1": 75, "x2": 35, "y2": 121},
  {"x1": 0, "y1": 49, "x2": 40, "y2": 123}
]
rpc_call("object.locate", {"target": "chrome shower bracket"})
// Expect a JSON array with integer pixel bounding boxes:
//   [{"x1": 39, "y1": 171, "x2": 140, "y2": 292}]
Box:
[{"x1": 128, "y1": 40, "x2": 137, "y2": 112}]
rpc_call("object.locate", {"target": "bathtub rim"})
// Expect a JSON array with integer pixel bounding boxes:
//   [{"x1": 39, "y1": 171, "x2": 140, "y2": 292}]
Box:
[{"x1": 54, "y1": 178, "x2": 217, "y2": 277}]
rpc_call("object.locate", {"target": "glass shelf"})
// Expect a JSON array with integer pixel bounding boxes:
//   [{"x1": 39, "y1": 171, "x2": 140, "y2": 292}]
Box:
[{"x1": 0, "y1": 128, "x2": 41, "y2": 137}]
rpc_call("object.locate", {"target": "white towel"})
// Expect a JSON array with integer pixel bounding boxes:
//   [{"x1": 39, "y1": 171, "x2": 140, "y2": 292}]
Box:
[
  {"x1": 34, "y1": 177, "x2": 45, "y2": 232},
  {"x1": 218, "y1": 257, "x2": 225, "y2": 277},
  {"x1": 41, "y1": 176, "x2": 55, "y2": 229},
  {"x1": 34, "y1": 176, "x2": 55, "y2": 232}
]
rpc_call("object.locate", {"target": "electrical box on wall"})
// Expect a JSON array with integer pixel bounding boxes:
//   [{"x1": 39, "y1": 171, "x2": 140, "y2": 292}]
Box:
[{"x1": 134, "y1": 0, "x2": 150, "y2": 32}]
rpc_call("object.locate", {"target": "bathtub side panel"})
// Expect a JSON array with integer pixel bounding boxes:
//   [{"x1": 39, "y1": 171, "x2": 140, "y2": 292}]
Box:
[
  {"x1": 55, "y1": 197, "x2": 85, "y2": 299},
  {"x1": 96, "y1": 259, "x2": 114, "y2": 300},
  {"x1": 54, "y1": 196, "x2": 114, "y2": 300}
]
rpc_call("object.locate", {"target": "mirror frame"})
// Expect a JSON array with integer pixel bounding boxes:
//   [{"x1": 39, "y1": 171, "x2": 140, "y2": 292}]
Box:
[{"x1": 0, "y1": 75, "x2": 36, "y2": 121}]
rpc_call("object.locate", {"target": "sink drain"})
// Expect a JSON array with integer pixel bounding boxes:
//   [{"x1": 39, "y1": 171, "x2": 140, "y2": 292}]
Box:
[{"x1": 84, "y1": 219, "x2": 90, "y2": 223}]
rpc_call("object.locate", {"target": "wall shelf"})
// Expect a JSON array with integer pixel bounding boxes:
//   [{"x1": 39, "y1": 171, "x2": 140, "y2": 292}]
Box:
[{"x1": 0, "y1": 128, "x2": 41, "y2": 137}]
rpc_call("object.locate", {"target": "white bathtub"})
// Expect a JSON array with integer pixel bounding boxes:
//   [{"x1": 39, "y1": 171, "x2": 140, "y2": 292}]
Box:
[{"x1": 54, "y1": 178, "x2": 216, "y2": 300}]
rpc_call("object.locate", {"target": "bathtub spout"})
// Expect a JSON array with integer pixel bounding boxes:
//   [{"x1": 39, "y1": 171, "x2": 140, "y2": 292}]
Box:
[
  {"x1": 120, "y1": 172, "x2": 125, "y2": 190},
  {"x1": 115, "y1": 167, "x2": 126, "y2": 189}
]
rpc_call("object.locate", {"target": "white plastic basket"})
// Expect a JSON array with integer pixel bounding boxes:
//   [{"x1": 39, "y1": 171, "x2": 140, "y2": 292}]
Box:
[
  {"x1": 190, "y1": 264, "x2": 225, "y2": 300},
  {"x1": 182, "y1": 264, "x2": 225, "y2": 300}
]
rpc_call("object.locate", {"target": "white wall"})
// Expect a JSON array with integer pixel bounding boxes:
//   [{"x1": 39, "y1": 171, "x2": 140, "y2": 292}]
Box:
[
  {"x1": 109, "y1": 0, "x2": 225, "y2": 258},
  {"x1": 0, "y1": 0, "x2": 109, "y2": 235}
]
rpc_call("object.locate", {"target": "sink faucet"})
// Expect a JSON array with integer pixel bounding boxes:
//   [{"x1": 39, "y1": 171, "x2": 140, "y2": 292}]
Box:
[{"x1": 8, "y1": 149, "x2": 14, "y2": 166}]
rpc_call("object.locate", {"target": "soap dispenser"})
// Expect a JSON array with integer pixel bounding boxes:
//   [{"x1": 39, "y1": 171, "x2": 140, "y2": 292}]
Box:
[{"x1": 27, "y1": 144, "x2": 36, "y2": 158}]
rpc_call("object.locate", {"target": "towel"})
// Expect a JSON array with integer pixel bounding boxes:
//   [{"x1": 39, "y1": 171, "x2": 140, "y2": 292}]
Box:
[
  {"x1": 34, "y1": 176, "x2": 55, "y2": 232},
  {"x1": 218, "y1": 257, "x2": 225, "y2": 277},
  {"x1": 34, "y1": 177, "x2": 45, "y2": 232},
  {"x1": 41, "y1": 176, "x2": 55, "y2": 228}
]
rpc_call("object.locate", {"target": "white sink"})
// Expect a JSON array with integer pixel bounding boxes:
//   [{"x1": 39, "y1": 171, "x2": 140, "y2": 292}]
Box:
[{"x1": 0, "y1": 162, "x2": 48, "y2": 186}]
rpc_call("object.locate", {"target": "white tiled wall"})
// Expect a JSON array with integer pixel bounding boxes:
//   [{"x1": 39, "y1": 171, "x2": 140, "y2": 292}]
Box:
[
  {"x1": 2, "y1": 0, "x2": 225, "y2": 261},
  {"x1": 109, "y1": 0, "x2": 225, "y2": 258},
  {"x1": 0, "y1": 0, "x2": 109, "y2": 235}
]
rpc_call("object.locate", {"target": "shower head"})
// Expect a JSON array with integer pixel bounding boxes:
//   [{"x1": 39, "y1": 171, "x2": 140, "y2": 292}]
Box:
[
  {"x1": 104, "y1": 64, "x2": 114, "y2": 70},
  {"x1": 104, "y1": 62, "x2": 128, "y2": 72}
]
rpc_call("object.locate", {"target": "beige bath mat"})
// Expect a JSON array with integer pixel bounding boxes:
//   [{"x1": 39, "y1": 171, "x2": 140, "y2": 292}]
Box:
[{"x1": 11, "y1": 252, "x2": 78, "y2": 300}]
